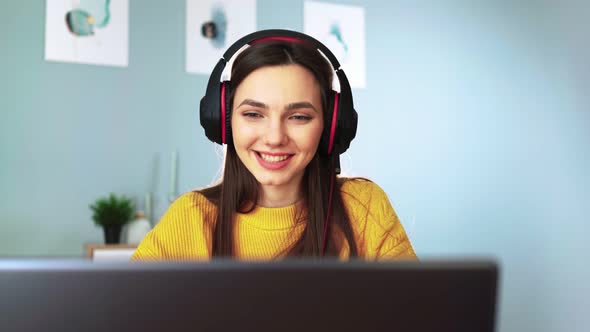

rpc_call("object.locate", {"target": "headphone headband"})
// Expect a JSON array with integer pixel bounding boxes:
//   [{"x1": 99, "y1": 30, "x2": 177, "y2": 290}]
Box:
[
  {"x1": 222, "y1": 29, "x2": 342, "y2": 70},
  {"x1": 199, "y1": 29, "x2": 357, "y2": 158}
]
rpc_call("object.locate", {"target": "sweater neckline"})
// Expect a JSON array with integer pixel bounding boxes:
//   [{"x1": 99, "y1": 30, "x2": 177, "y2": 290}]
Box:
[{"x1": 237, "y1": 200, "x2": 307, "y2": 230}]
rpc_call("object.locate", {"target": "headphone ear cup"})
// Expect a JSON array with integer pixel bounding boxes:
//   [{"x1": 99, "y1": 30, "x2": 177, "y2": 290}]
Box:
[
  {"x1": 223, "y1": 82, "x2": 233, "y2": 144},
  {"x1": 320, "y1": 90, "x2": 338, "y2": 155},
  {"x1": 200, "y1": 59, "x2": 226, "y2": 145},
  {"x1": 331, "y1": 70, "x2": 357, "y2": 155}
]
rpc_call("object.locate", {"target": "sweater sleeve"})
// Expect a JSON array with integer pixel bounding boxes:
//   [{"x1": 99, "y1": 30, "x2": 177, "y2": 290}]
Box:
[
  {"x1": 131, "y1": 192, "x2": 215, "y2": 261},
  {"x1": 341, "y1": 179, "x2": 417, "y2": 260}
]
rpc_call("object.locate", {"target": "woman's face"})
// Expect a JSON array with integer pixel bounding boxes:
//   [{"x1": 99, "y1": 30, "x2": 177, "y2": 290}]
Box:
[{"x1": 231, "y1": 64, "x2": 324, "y2": 196}]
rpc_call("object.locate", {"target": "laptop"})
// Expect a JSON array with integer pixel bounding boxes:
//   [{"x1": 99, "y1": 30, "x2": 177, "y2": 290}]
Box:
[{"x1": 0, "y1": 259, "x2": 498, "y2": 332}]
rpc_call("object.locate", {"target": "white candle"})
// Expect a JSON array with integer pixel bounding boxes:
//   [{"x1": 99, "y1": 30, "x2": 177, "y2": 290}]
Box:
[
  {"x1": 144, "y1": 192, "x2": 152, "y2": 223},
  {"x1": 169, "y1": 150, "x2": 177, "y2": 199}
]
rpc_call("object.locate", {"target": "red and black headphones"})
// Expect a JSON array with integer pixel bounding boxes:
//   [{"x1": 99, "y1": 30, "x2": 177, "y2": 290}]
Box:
[{"x1": 199, "y1": 29, "x2": 358, "y2": 168}]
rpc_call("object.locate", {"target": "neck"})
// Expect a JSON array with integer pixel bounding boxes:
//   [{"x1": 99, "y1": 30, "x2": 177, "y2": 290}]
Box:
[{"x1": 258, "y1": 183, "x2": 302, "y2": 208}]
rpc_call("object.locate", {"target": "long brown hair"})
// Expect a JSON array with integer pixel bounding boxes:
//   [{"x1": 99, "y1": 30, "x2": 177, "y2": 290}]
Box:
[{"x1": 200, "y1": 41, "x2": 358, "y2": 258}]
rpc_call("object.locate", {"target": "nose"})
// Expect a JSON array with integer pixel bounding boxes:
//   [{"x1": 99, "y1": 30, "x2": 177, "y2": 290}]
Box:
[{"x1": 263, "y1": 118, "x2": 288, "y2": 147}]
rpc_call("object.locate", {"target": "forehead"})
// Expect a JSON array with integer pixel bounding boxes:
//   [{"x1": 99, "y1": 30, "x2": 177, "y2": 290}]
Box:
[{"x1": 234, "y1": 64, "x2": 321, "y2": 103}]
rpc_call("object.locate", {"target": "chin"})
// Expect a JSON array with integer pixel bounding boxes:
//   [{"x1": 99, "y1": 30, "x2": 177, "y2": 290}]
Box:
[{"x1": 255, "y1": 176, "x2": 289, "y2": 186}]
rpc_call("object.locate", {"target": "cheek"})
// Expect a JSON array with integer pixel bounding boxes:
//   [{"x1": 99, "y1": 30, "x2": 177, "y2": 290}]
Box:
[
  {"x1": 232, "y1": 119, "x2": 254, "y2": 147},
  {"x1": 296, "y1": 123, "x2": 324, "y2": 153}
]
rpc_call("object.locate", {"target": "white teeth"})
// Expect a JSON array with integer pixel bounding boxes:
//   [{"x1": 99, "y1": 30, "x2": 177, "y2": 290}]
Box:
[{"x1": 259, "y1": 153, "x2": 289, "y2": 163}]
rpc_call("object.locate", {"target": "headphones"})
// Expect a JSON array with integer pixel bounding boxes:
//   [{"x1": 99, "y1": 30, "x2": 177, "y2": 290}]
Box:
[{"x1": 199, "y1": 29, "x2": 358, "y2": 159}]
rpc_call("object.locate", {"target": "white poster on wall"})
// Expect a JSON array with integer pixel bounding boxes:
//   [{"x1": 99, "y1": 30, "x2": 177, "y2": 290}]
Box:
[
  {"x1": 44, "y1": 0, "x2": 129, "y2": 67},
  {"x1": 304, "y1": 1, "x2": 366, "y2": 88},
  {"x1": 186, "y1": 0, "x2": 257, "y2": 75}
]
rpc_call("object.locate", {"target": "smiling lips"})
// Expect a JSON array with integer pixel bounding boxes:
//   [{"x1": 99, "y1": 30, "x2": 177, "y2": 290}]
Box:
[{"x1": 255, "y1": 151, "x2": 294, "y2": 170}]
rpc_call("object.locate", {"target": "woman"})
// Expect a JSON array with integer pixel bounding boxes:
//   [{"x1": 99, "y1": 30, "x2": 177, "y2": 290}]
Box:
[{"x1": 132, "y1": 30, "x2": 416, "y2": 260}]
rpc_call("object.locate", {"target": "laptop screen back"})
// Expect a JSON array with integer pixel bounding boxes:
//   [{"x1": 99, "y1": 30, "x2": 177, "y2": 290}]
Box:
[{"x1": 0, "y1": 259, "x2": 498, "y2": 332}]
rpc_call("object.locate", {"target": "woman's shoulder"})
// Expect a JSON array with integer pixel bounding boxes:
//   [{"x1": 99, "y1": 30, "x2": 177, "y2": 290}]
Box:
[
  {"x1": 132, "y1": 189, "x2": 217, "y2": 261},
  {"x1": 339, "y1": 177, "x2": 396, "y2": 228},
  {"x1": 152, "y1": 189, "x2": 219, "y2": 235},
  {"x1": 339, "y1": 178, "x2": 416, "y2": 260},
  {"x1": 339, "y1": 177, "x2": 389, "y2": 202},
  {"x1": 172, "y1": 190, "x2": 215, "y2": 207},
  {"x1": 166, "y1": 188, "x2": 219, "y2": 218}
]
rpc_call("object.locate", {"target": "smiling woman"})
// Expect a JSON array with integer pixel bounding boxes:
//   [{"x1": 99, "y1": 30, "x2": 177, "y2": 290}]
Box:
[
  {"x1": 132, "y1": 29, "x2": 416, "y2": 260},
  {"x1": 232, "y1": 64, "x2": 324, "y2": 205}
]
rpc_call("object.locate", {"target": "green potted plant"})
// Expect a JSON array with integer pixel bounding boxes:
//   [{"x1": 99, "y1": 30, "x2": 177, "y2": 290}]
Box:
[{"x1": 90, "y1": 193, "x2": 135, "y2": 244}]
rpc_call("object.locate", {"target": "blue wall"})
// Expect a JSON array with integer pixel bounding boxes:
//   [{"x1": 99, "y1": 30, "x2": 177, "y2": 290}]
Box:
[{"x1": 1, "y1": 1, "x2": 588, "y2": 331}]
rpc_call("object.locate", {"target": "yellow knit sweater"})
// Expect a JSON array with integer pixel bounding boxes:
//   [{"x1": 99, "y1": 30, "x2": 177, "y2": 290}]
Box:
[{"x1": 132, "y1": 179, "x2": 416, "y2": 261}]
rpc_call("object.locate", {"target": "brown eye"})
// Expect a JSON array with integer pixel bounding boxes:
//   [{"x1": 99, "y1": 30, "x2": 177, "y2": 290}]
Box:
[
  {"x1": 243, "y1": 112, "x2": 263, "y2": 118},
  {"x1": 290, "y1": 115, "x2": 312, "y2": 121}
]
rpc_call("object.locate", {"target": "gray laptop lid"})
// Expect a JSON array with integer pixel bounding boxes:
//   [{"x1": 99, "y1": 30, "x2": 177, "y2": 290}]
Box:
[{"x1": 0, "y1": 259, "x2": 498, "y2": 332}]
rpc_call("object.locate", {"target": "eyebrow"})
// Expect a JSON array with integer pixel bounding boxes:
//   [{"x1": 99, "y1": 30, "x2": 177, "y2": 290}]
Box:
[{"x1": 237, "y1": 99, "x2": 318, "y2": 113}]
